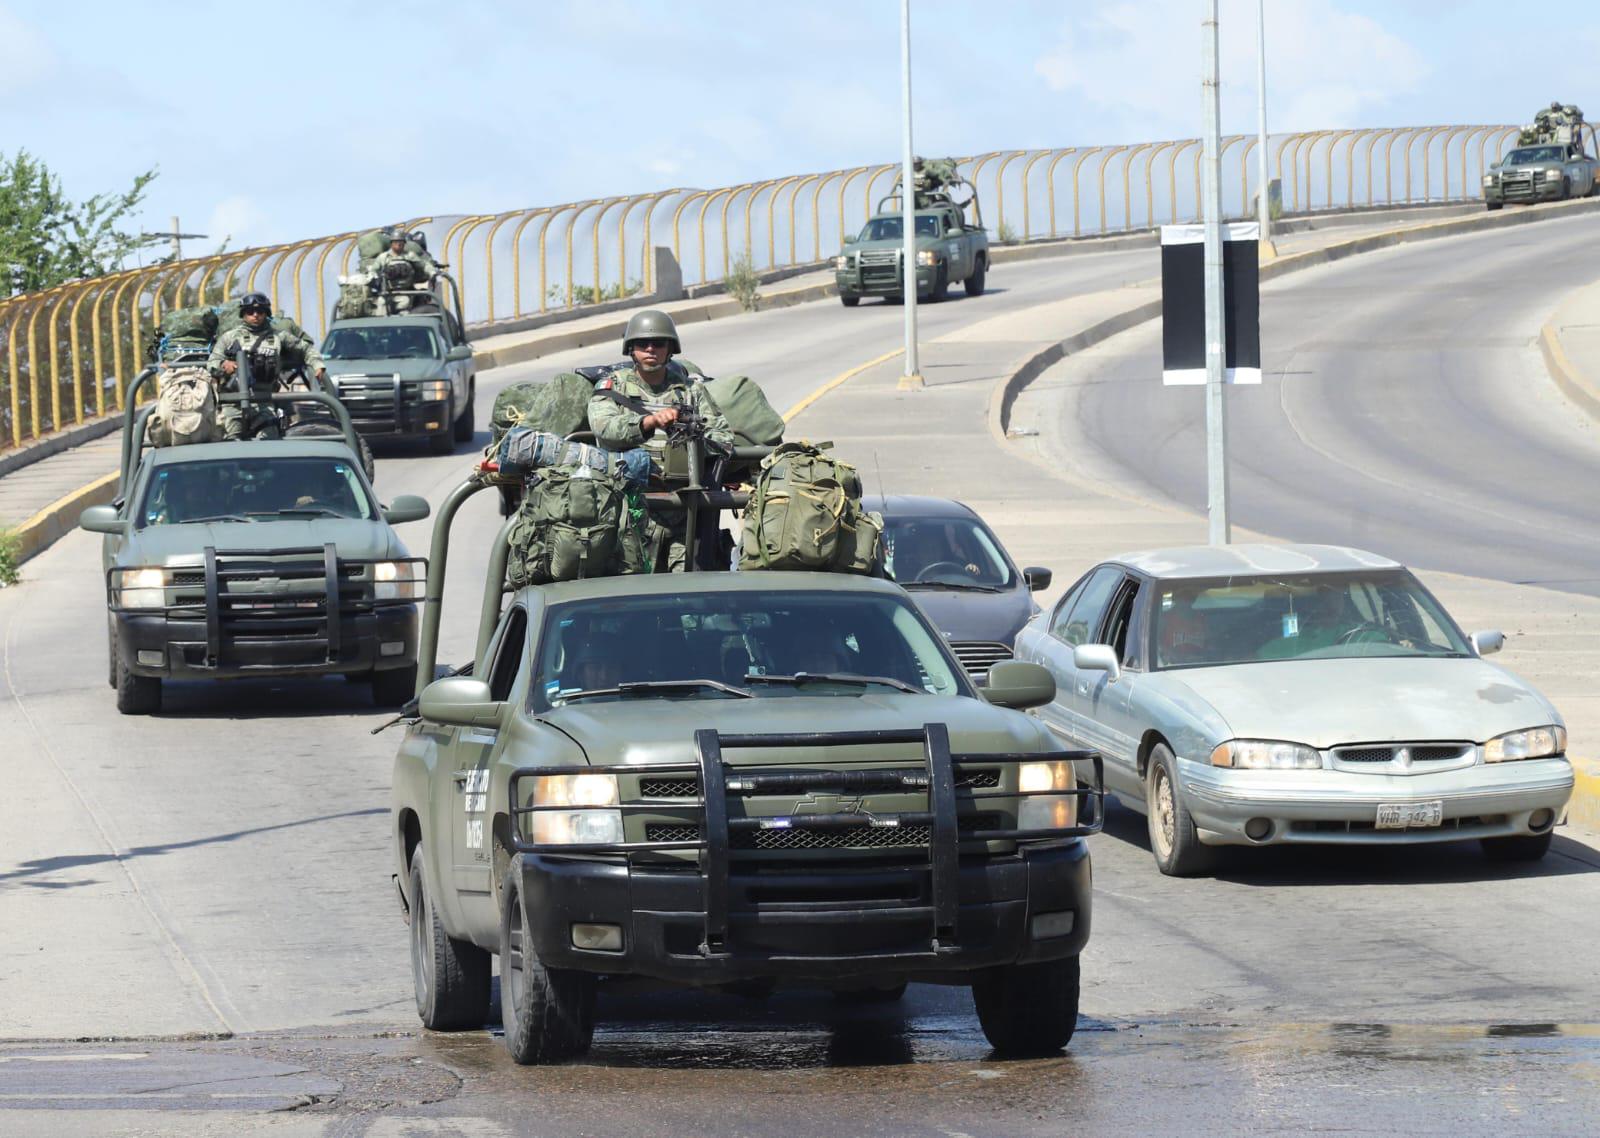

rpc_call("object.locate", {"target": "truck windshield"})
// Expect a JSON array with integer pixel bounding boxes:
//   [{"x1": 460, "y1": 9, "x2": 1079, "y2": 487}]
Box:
[
  {"x1": 859, "y1": 215, "x2": 941, "y2": 241},
  {"x1": 1152, "y1": 570, "x2": 1471, "y2": 669},
  {"x1": 322, "y1": 325, "x2": 440, "y2": 361},
  {"x1": 1505, "y1": 147, "x2": 1565, "y2": 164},
  {"x1": 532, "y1": 590, "x2": 966, "y2": 708},
  {"x1": 137, "y1": 456, "x2": 375, "y2": 528}
]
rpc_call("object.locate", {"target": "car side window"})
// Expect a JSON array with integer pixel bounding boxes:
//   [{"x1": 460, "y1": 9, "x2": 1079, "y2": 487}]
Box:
[
  {"x1": 1048, "y1": 575, "x2": 1090, "y2": 639},
  {"x1": 487, "y1": 606, "x2": 528, "y2": 703},
  {"x1": 1056, "y1": 566, "x2": 1124, "y2": 648},
  {"x1": 1104, "y1": 579, "x2": 1145, "y2": 669}
]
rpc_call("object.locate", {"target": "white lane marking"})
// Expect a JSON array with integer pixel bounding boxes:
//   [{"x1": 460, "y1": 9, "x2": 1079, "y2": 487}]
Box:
[{"x1": 0, "y1": 1053, "x2": 148, "y2": 1062}]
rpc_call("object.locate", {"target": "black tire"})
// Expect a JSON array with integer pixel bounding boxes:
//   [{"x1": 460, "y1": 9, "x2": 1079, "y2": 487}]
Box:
[
  {"x1": 371, "y1": 664, "x2": 417, "y2": 707},
  {"x1": 1146, "y1": 744, "x2": 1215, "y2": 876},
  {"x1": 840, "y1": 294, "x2": 860, "y2": 307},
  {"x1": 972, "y1": 956, "x2": 1079, "y2": 1056},
  {"x1": 1481, "y1": 831, "x2": 1553, "y2": 863},
  {"x1": 114, "y1": 657, "x2": 161, "y2": 715},
  {"x1": 106, "y1": 618, "x2": 118, "y2": 689},
  {"x1": 833, "y1": 980, "x2": 908, "y2": 1004},
  {"x1": 408, "y1": 849, "x2": 491, "y2": 1030},
  {"x1": 499, "y1": 863, "x2": 595, "y2": 1064},
  {"x1": 928, "y1": 264, "x2": 948, "y2": 303},
  {"x1": 963, "y1": 256, "x2": 987, "y2": 297},
  {"x1": 1485, "y1": 201, "x2": 1503, "y2": 211},
  {"x1": 1561, "y1": 177, "x2": 1572, "y2": 201},
  {"x1": 452, "y1": 384, "x2": 476, "y2": 443},
  {"x1": 428, "y1": 401, "x2": 456, "y2": 456}
]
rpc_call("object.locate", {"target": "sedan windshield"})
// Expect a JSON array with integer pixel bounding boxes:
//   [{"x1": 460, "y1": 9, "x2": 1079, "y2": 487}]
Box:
[
  {"x1": 858, "y1": 215, "x2": 941, "y2": 241},
  {"x1": 531, "y1": 590, "x2": 965, "y2": 709},
  {"x1": 883, "y1": 516, "x2": 1013, "y2": 589},
  {"x1": 322, "y1": 325, "x2": 440, "y2": 361},
  {"x1": 1152, "y1": 570, "x2": 1471, "y2": 669},
  {"x1": 138, "y1": 456, "x2": 375, "y2": 527},
  {"x1": 1505, "y1": 147, "x2": 1565, "y2": 164}
]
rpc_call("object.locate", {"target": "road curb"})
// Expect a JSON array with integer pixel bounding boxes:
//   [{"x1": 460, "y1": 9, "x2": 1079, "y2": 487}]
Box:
[
  {"x1": 1569, "y1": 757, "x2": 1600, "y2": 832},
  {"x1": 11, "y1": 470, "x2": 119, "y2": 565},
  {"x1": 1538, "y1": 299, "x2": 1600, "y2": 423}
]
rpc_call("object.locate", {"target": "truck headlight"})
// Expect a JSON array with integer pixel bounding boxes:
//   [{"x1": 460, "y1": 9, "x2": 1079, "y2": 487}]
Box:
[
  {"x1": 1482, "y1": 174, "x2": 1495, "y2": 186},
  {"x1": 531, "y1": 772, "x2": 620, "y2": 807},
  {"x1": 1018, "y1": 796, "x2": 1075, "y2": 830},
  {"x1": 1209, "y1": 739, "x2": 1322, "y2": 770},
  {"x1": 373, "y1": 560, "x2": 425, "y2": 600},
  {"x1": 1484, "y1": 726, "x2": 1565, "y2": 762},
  {"x1": 1018, "y1": 760, "x2": 1075, "y2": 793},
  {"x1": 419, "y1": 380, "x2": 451, "y2": 401},
  {"x1": 833, "y1": 255, "x2": 850, "y2": 270},
  {"x1": 113, "y1": 566, "x2": 168, "y2": 608},
  {"x1": 531, "y1": 809, "x2": 625, "y2": 846},
  {"x1": 916, "y1": 250, "x2": 938, "y2": 266}
]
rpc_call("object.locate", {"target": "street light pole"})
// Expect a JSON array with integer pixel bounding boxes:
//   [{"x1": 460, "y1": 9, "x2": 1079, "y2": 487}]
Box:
[
  {"x1": 898, "y1": 0, "x2": 923, "y2": 389},
  {"x1": 1202, "y1": 0, "x2": 1231, "y2": 544},
  {"x1": 1256, "y1": 0, "x2": 1272, "y2": 245}
]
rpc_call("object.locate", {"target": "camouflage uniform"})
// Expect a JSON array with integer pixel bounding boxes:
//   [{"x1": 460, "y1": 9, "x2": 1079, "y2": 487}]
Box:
[
  {"x1": 370, "y1": 248, "x2": 437, "y2": 287},
  {"x1": 207, "y1": 325, "x2": 326, "y2": 440},
  {"x1": 588, "y1": 361, "x2": 734, "y2": 571}
]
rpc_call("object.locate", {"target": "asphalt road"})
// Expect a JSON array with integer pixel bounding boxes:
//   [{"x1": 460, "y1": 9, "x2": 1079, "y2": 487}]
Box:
[
  {"x1": 1057, "y1": 214, "x2": 1600, "y2": 595},
  {"x1": 4, "y1": 220, "x2": 1600, "y2": 1133}
]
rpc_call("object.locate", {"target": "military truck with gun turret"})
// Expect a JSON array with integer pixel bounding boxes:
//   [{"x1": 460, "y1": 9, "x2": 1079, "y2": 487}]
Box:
[
  {"x1": 1485, "y1": 101, "x2": 1599, "y2": 208},
  {"x1": 323, "y1": 229, "x2": 478, "y2": 454},
  {"x1": 835, "y1": 158, "x2": 990, "y2": 305},
  {"x1": 387, "y1": 429, "x2": 1104, "y2": 1064},
  {"x1": 79, "y1": 357, "x2": 432, "y2": 713}
]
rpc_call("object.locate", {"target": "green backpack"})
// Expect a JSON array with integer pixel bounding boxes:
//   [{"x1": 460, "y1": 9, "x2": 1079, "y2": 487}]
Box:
[
  {"x1": 701, "y1": 374, "x2": 784, "y2": 447},
  {"x1": 490, "y1": 371, "x2": 595, "y2": 444},
  {"x1": 738, "y1": 442, "x2": 882, "y2": 574},
  {"x1": 159, "y1": 305, "x2": 219, "y2": 346},
  {"x1": 505, "y1": 467, "x2": 646, "y2": 586}
]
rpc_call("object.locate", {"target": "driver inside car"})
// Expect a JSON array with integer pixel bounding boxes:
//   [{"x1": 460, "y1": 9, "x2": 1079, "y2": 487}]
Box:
[{"x1": 1255, "y1": 585, "x2": 1351, "y2": 660}]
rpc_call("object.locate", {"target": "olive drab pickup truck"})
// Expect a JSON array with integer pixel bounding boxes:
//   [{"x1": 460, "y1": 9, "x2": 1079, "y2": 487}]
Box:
[
  {"x1": 388, "y1": 460, "x2": 1104, "y2": 1065},
  {"x1": 80, "y1": 368, "x2": 432, "y2": 714},
  {"x1": 1483, "y1": 143, "x2": 1600, "y2": 208},
  {"x1": 835, "y1": 179, "x2": 991, "y2": 306}
]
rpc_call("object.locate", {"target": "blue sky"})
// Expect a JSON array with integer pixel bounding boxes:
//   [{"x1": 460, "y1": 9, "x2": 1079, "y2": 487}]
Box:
[{"x1": 2, "y1": 0, "x2": 1594, "y2": 253}]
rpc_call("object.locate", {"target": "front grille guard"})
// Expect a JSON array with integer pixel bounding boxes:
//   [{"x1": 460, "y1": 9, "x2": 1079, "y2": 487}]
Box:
[
  {"x1": 510, "y1": 724, "x2": 1104, "y2": 956},
  {"x1": 108, "y1": 548, "x2": 425, "y2": 667}
]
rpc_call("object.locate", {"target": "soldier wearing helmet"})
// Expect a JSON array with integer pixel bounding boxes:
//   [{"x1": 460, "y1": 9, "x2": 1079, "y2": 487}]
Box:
[
  {"x1": 208, "y1": 293, "x2": 327, "y2": 439},
  {"x1": 371, "y1": 229, "x2": 438, "y2": 289},
  {"x1": 587, "y1": 309, "x2": 733, "y2": 571}
]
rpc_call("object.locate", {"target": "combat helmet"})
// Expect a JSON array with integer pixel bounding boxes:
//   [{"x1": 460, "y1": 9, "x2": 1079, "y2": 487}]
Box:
[
  {"x1": 621, "y1": 309, "x2": 681, "y2": 356},
  {"x1": 239, "y1": 291, "x2": 272, "y2": 315}
]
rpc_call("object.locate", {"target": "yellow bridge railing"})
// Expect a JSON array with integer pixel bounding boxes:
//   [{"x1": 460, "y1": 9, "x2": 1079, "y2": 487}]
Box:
[{"x1": 2, "y1": 122, "x2": 1557, "y2": 454}]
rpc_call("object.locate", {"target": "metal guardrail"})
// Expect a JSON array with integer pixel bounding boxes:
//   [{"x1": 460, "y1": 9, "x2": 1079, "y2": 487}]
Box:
[{"x1": 5, "y1": 122, "x2": 1578, "y2": 456}]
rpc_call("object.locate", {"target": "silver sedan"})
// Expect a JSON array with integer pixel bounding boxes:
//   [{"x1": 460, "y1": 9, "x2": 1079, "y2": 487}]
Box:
[{"x1": 1014, "y1": 544, "x2": 1574, "y2": 876}]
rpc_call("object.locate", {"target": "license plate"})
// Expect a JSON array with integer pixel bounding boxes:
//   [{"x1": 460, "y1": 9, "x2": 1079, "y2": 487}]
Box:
[{"x1": 1375, "y1": 800, "x2": 1444, "y2": 829}]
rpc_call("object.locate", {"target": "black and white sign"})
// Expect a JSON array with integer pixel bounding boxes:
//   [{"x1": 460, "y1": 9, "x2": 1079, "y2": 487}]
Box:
[{"x1": 1160, "y1": 222, "x2": 1261, "y2": 385}]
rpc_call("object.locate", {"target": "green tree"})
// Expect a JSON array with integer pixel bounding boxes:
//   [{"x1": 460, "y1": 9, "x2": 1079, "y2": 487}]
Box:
[{"x1": 0, "y1": 150, "x2": 163, "y2": 295}]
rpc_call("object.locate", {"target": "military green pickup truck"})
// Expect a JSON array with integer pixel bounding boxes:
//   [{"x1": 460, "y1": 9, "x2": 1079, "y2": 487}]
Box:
[
  {"x1": 835, "y1": 188, "x2": 990, "y2": 305},
  {"x1": 322, "y1": 307, "x2": 477, "y2": 456},
  {"x1": 1483, "y1": 142, "x2": 1599, "y2": 208},
  {"x1": 389, "y1": 470, "x2": 1103, "y2": 1064},
  {"x1": 80, "y1": 372, "x2": 431, "y2": 714}
]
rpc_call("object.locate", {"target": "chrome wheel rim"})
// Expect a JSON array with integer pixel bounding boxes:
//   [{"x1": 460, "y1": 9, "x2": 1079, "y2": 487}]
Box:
[{"x1": 1152, "y1": 768, "x2": 1176, "y2": 860}]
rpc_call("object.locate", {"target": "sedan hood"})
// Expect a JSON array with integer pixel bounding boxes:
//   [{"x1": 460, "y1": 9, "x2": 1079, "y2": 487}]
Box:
[
  {"x1": 1167, "y1": 657, "x2": 1560, "y2": 748},
  {"x1": 535, "y1": 693, "x2": 1048, "y2": 766},
  {"x1": 120, "y1": 518, "x2": 402, "y2": 565},
  {"x1": 906, "y1": 586, "x2": 1034, "y2": 645}
]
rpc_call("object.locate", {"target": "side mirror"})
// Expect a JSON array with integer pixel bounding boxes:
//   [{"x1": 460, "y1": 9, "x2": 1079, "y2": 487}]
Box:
[
  {"x1": 446, "y1": 344, "x2": 473, "y2": 361},
  {"x1": 1073, "y1": 643, "x2": 1122, "y2": 683},
  {"x1": 418, "y1": 677, "x2": 505, "y2": 727},
  {"x1": 383, "y1": 494, "x2": 431, "y2": 525},
  {"x1": 1470, "y1": 629, "x2": 1505, "y2": 656},
  {"x1": 79, "y1": 504, "x2": 126, "y2": 535},
  {"x1": 982, "y1": 660, "x2": 1056, "y2": 709},
  {"x1": 1023, "y1": 566, "x2": 1053, "y2": 592},
  {"x1": 842, "y1": 235, "x2": 857, "y2": 245}
]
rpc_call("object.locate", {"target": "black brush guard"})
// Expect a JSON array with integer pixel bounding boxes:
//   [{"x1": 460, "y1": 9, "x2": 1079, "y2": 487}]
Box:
[{"x1": 510, "y1": 724, "x2": 1103, "y2": 960}]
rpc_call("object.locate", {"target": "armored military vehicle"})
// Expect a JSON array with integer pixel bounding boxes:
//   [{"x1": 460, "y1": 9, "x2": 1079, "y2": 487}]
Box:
[
  {"x1": 1487, "y1": 102, "x2": 1598, "y2": 208},
  {"x1": 325, "y1": 230, "x2": 477, "y2": 453},
  {"x1": 79, "y1": 366, "x2": 431, "y2": 714},
  {"x1": 835, "y1": 162, "x2": 990, "y2": 306},
  {"x1": 387, "y1": 454, "x2": 1103, "y2": 1064}
]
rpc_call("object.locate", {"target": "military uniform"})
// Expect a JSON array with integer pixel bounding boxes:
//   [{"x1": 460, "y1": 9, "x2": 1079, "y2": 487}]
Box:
[
  {"x1": 208, "y1": 324, "x2": 326, "y2": 440},
  {"x1": 371, "y1": 248, "x2": 437, "y2": 287},
  {"x1": 588, "y1": 361, "x2": 734, "y2": 571}
]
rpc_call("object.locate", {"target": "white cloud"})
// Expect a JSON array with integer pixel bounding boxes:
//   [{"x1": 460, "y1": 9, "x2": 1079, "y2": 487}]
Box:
[
  {"x1": 1033, "y1": 0, "x2": 1428, "y2": 137},
  {"x1": 0, "y1": 5, "x2": 56, "y2": 93}
]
